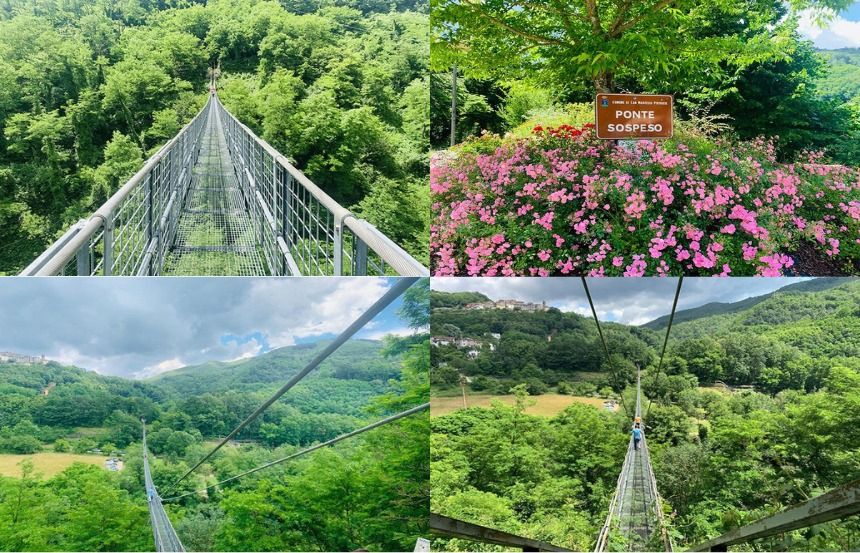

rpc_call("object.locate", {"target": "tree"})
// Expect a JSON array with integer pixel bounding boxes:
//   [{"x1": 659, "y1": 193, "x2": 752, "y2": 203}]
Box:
[{"x1": 431, "y1": 0, "x2": 853, "y2": 94}]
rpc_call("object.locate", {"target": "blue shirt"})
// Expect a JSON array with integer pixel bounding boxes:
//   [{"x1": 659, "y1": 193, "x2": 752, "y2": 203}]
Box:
[{"x1": 632, "y1": 428, "x2": 642, "y2": 439}]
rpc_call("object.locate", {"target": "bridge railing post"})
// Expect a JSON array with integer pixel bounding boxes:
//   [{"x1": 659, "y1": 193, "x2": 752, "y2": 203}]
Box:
[
  {"x1": 354, "y1": 236, "x2": 368, "y2": 275},
  {"x1": 103, "y1": 215, "x2": 114, "y2": 276},
  {"x1": 333, "y1": 219, "x2": 344, "y2": 276},
  {"x1": 75, "y1": 239, "x2": 90, "y2": 275},
  {"x1": 146, "y1": 173, "x2": 154, "y2": 275}
]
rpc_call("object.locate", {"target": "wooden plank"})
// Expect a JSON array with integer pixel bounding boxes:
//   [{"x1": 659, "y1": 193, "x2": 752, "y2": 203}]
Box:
[
  {"x1": 429, "y1": 513, "x2": 571, "y2": 552},
  {"x1": 687, "y1": 479, "x2": 860, "y2": 551}
]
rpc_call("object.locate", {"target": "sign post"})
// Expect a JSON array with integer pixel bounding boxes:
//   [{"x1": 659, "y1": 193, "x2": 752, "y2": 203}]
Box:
[{"x1": 595, "y1": 93, "x2": 673, "y2": 140}]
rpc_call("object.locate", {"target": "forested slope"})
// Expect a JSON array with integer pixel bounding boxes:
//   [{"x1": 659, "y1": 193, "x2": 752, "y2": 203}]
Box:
[
  {"x1": 0, "y1": 0, "x2": 429, "y2": 274},
  {"x1": 431, "y1": 281, "x2": 860, "y2": 551},
  {"x1": 0, "y1": 332, "x2": 430, "y2": 550},
  {"x1": 431, "y1": 280, "x2": 860, "y2": 395}
]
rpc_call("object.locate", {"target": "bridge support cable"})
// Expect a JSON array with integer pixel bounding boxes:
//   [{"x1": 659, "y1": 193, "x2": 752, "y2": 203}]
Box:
[
  {"x1": 23, "y1": 96, "x2": 428, "y2": 277},
  {"x1": 142, "y1": 423, "x2": 186, "y2": 552},
  {"x1": 429, "y1": 513, "x2": 572, "y2": 552},
  {"x1": 580, "y1": 277, "x2": 630, "y2": 418},
  {"x1": 164, "y1": 402, "x2": 430, "y2": 502},
  {"x1": 687, "y1": 479, "x2": 860, "y2": 552},
  {"x1": 165, "y1": 277, "x2": 417, "y2": 492},
  {"x1": 645, "y1": 276, "x2": 684, "y2": 420}
]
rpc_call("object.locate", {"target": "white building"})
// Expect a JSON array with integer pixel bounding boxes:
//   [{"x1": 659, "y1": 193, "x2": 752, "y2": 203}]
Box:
[{"x1": 0, "y1": 352, "x2": 47, "y2": 364}]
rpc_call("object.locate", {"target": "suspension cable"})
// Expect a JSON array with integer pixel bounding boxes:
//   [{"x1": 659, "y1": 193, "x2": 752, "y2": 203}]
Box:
[
  {"x1": 164, "y1": 277, "x2": 418, "y2": 492},
  {"x1": 580, "y1": 277, "x2": 629, "y2": 418},
  {"x1": 645, "y1": 276, "x2": 683, "y2": 420},
  {"x1": 163, "y1": 402, "x2": 429, "y2": 502}
]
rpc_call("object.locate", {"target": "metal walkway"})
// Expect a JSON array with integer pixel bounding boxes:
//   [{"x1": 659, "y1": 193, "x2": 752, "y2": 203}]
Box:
[
  {"x1": 143, "y1": 424, "x2": 185, "y2": 552},
  {"x1": 21, "y1": 94, "x2": 428, "y2": 277},
  {"x1": 595, "y1": 371, "x2": 671, "y2": 552},
  {"x1": 162, "y1": 103, "x2": 265, "y2": 275}
]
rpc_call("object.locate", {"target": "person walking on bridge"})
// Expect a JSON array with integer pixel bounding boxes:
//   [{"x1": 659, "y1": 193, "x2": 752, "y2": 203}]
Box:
[{"x1": 632, "y1": 422, "x2": 642, "y2": 450}]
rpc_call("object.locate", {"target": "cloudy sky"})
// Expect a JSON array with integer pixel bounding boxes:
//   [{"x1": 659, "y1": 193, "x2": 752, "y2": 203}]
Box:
[
  {"x1": 432, "y1": 277, "x2": 814, "y2": 326},
  {"x1": 798, "y1": 2, "x2": 860, "y2": 48},
  {"x1": 0, "y1": 277, "x2": 417, "y2": 379}
]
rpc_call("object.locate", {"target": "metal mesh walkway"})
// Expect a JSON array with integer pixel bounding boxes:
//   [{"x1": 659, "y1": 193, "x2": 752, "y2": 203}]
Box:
[
  {"x1": 143, "y1": 425, "x2": 185, "y2": 552},
  {"x1": 161, "y1": 104, "x2": 268, "y2": 275},
  {"x1": 595, "y1": 370, "x2": 671, "y2": 552}
]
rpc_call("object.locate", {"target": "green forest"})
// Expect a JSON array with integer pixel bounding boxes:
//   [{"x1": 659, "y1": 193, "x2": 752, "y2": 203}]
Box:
[
  {"x1": 0, "y1": 284, "x2": 430, "y2": 551},
  {"x1": 431, "y1": 0, "x2": 860, "y2": 161},
  {"x1": 0, "y1": 0, "x2": 429, "y2": 274},
  {"x1": 430, "y1": 280, "x2": 860, "y2": 550}
]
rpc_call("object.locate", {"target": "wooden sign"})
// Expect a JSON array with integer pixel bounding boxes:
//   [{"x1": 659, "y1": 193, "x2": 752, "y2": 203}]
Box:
[{"x1": 595, "y1": 93, "x2": 673, "y2": 139}]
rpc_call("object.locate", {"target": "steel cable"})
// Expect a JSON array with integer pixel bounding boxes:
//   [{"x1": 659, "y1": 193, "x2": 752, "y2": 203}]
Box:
[
  {"x1": 163, "y1": 402, "x2": 429, "y2": 502},
  {"x1": 164, "y1": 277, "x2": 417, "y2": 492},
  {"x1": 645, "y1": 276, "x2": 683, "y2": 420},
  {"x1": 580, "y1": 277, "x2": 630, "y2": 418}
]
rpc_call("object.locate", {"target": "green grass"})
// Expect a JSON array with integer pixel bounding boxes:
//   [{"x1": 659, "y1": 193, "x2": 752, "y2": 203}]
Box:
[{"x1": 0, "y1": 452, "x2": 110, "y2": 478}]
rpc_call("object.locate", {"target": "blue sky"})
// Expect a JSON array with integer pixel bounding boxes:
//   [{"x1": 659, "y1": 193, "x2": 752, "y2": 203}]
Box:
[
  {"x1": 432, "y1": 278, "x2": 819, "y2": 326},
  {"x1": 0, "y1": 278, "x2": 417, "y2": 379},
  {"x1": 798, "y1": 2, "x2": 860, "y2": 49}
]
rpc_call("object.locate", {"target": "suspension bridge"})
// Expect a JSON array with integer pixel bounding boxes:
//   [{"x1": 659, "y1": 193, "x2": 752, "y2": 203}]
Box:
[
  {"x1": 430, "y1": 276, "x2": 860, "y2": 552},
  {"x1": 138, "y1": 278, "x2": 430, "y2": 551},
  {"x1": 20, "y1": 91, "x2": 427, "y2": 277}
]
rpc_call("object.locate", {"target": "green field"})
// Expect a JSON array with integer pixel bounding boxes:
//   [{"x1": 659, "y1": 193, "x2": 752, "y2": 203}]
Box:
[
  {"x1": 0, "y1": 452, "x2": 110, "y2": 478},
  {"x1": 431, "y1": 393, "x2": 617, "y2": 417}
]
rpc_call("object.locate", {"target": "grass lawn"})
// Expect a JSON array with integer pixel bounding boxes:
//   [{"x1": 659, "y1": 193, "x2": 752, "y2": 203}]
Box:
[
  {"x1": 0, "y1": 452, "x2": 110, "y2": 478},
  {"x1": 431, "y1": 393, "x2": 617, "y2": 417}
]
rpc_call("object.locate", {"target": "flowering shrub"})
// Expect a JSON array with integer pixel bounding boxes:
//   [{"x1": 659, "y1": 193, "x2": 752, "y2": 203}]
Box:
[{"x1": 431, "y1": 124, "x2": 860, "y2": 276}]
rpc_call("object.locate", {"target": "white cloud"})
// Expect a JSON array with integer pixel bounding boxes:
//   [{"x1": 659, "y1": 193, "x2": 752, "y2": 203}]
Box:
[
  {"x1": 135, "y1": 358, "x2": 185, "y2": 379},
  {"x1": 797, "y1": 8, "x2": 860, "y2": 48},
  {"x1": 0, "y1": 277, "x2": 408, "y2": 379},
  {"x1": 431, "y1": 277, "x2": 806, "y2": 325},
  {"x1": 362, "y1": 326, "x2": 420, "y2": 340}
]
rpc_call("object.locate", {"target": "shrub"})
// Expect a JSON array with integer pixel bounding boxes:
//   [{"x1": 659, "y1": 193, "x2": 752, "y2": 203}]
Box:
[
  {"x1": 0, "y1": 434, "x2": 42, "y2": 454},
  {"x1": 431, "y1": 124, "x2": 860, "y2": 276}
]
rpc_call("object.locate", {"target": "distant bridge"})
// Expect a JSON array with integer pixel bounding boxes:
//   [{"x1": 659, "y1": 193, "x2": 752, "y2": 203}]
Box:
[
  {"x1": 21, "y1": 94, "x2": 427, "y2": 276},
  {"x1": 430, "y1": 276, "x2": 860, "y2": 552},
  {"x1": 136, "y1": 279, "x2": 429, "y2": 552}
]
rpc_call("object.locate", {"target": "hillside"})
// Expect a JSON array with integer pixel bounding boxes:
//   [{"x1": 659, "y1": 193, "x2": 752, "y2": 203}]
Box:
[
  {"x1": 151, "y1": 339, "x2": 399, "y2": 393},
  {"x1": 818, "y1": 48, "x2": 860, "y2": 99},
  {"x1": 642, "y1": 278, "x2": 850, "y2": 329},
  {"x1": 432, "y1": 279, "x2": 860, "y2": 395},
  {"x1": 0, "y1": 338, "x2": 408, "y2": 458}
]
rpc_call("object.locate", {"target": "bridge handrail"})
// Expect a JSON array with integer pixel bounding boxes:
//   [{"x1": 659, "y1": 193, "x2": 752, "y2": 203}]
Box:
[
  {"x1": 595, "y1": 435, "x2": 635, "y2": 551},
  {"x1": 641, "y1": 434, "x2": 673, "y2": 551},
  {"x1": 22, "y1": 98, "x2": 212, "y2": 276},
  {"x1": 213, "y1": 96, "x2": 429, "y2": 277},
  {"x1": 430, "y1": 513, "x2": 571, "y2": 552},
  {"x1": 687, "y1": 479, "x2": 860, "y2": 551}
]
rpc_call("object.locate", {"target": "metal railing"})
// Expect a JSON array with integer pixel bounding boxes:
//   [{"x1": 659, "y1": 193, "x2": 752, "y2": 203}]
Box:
[
  {"x1": 687, "y1": 479, "x2": 860, "y2": 552},
  {"x1": 429, "y1": 513, "x2": 571, "y2": 552},
  {"x1": 21, "y1": 95, "x2": 428, "y2": 276},
  {"x1": 22, "y1": 99, "x2": 209, "y2": 276},
  {"x1": 595, "y1": 370, "x2": 672, "y2": 552},
  {"x1": 214, "y1": 96, "x2": 427, "y2": 276}
]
